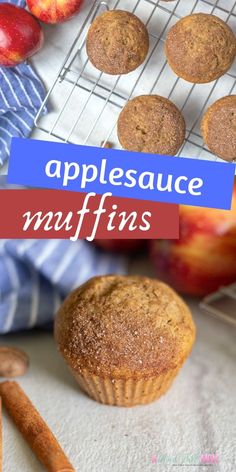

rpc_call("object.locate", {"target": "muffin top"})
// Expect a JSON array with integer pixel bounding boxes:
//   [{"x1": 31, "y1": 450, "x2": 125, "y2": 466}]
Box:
[
  {"x1": 201, "y1": 95, "x2": 236, "y2": 162},
  {"x1": 86, "y1": 10, "x2": 149, "y2": 75},
  {"x1": 55, "y1": 275, "x2": 195, "y2": 379},
  {"x1": 117, "y1": 95, "x2": 186, "y2": 155},
  {"x1": 165, "y1": 13, "x2": 236, "y2": 83}
]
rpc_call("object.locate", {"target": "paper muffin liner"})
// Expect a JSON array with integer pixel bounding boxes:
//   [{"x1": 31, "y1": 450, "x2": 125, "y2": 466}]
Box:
[{"x1": 70, "y1": 367, "x2": 180, "y2": 407}]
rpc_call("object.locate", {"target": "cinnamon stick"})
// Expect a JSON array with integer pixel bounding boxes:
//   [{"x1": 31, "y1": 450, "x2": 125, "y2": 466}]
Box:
[{"x1": 0, "y1": 381, "x2": 75, "y2": 472}]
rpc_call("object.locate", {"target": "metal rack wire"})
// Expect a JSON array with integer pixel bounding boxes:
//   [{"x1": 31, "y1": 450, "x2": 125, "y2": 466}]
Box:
[
  {"x1": 35, "y1": 0, "x2": 236, "y2": 162},
  {"x1": 200, "y1": 283, "x2": 236, "y2": 327}
]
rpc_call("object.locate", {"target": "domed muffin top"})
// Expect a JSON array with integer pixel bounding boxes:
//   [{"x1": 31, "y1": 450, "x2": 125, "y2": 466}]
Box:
[
  {"x1": 117, "y1": 95, "x2": 186, "y2": 155},
  {"x1": 55, "y1": 276, "x2": 195, "y2": 379}
]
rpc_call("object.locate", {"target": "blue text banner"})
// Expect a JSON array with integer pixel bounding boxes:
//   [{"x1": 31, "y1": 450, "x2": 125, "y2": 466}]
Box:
[{"x1": 8, "y1": 138, "x2": 236, "y2": 210}]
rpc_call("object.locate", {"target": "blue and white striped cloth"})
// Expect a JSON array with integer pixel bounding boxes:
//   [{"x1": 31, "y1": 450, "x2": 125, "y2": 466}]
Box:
[
  {"x1": 0, "y1": 238, "x2": 126, "y2": 334},
  {"x1": 0, "y1": 0, "x2": 47, "y2": 166}
]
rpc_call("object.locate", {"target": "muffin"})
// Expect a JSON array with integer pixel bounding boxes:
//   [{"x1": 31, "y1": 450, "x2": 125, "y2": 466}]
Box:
[
  {"x1": 165, "y1": 13, "x2": 236, "y2": 83},
  {"x1": 55, "y1": 275, "x2": 196, "y2": 407},
  {"x1": 117, "y1": 95, "x2": 186, "y2": 155},
  {"x1": 201, "y1": 95, "x2": 236, "y2": 162},
  {"x1": 86, "y1": 10, "x2": 149, "y2": 75}
]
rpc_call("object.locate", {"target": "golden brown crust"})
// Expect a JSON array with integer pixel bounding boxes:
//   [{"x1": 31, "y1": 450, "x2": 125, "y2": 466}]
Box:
[
  {"x1": 86, "y1": 10, "x2": 149, "y2": 75},
  {"x1": 165, "y1": 13, "x2": 236, "y2": 83},
  {"x1": 201, "y1": 95, "x2": 236, "y2": 162},
  {"x1": 117, "y1": 95, "x2": 186, "y2": 155},
  {"x1": 55, "y1": 275, "x2": 196, "y2": 380}
]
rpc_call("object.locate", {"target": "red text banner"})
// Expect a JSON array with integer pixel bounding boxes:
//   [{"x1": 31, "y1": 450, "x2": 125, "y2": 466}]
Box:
[{"x1": 0, "y1": 189, "x2": 179, "y2": 240}]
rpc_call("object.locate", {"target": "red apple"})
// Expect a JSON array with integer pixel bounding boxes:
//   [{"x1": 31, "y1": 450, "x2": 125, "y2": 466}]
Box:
[
  {"x1": 95, "y1": 239, "x2": 146, "y2": 254},
  {"x1": 150, "y1": 183, "x2": 236, "y2": 297},
  {"x1": 27, "y1": 0, "x2": 83, "y2": 24},
  {"x1": 0, "y1": 4, "x2": 43, "y2": 67}
]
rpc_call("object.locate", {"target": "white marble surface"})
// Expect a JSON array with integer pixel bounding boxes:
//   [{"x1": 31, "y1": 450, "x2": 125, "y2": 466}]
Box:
[{"x1": 1, "y1": 294, "x2": 236, "y2": 472}]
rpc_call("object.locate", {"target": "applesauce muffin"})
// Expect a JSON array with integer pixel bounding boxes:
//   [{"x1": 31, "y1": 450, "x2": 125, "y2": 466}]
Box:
[
  {"x1": 201, "y1": 95, "x2": 236, "y2": 162},
  {"x1": 165, "y1": 14, "x2": 236, "y2": 83},
  {"x1": 55, "y1": 275, "x2": 196, "y2": 407},
  {"x1": 117, "y1": 95, "x2": 186, "y2": 155},
  {"x1": 86, "y1": 10, "x2": 149, "y2": 75}
]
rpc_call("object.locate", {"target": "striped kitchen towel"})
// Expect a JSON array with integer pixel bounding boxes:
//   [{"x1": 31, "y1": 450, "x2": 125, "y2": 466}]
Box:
[
  {"x1": 0, "y1": 0, "x2": 47, "y2": 166},
  {"x1": 0, "y1": 238, "x2": 126, "y2": 334}
]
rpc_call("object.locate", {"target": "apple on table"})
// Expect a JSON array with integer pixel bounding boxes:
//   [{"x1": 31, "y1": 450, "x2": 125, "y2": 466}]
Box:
[
  {"x1": 0, "y1": 4, "x2": 43, "y2": 67},
  {"x1": 150, "y1": 183, "x2": 236, "y2": 297}
]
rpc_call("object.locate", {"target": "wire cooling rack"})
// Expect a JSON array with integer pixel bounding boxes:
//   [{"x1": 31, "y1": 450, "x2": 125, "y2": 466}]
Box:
[
  {"x1": 200, "y1": 282, "x2": 236, "y2": 327},
  {"x1": 35, "y1": 0, "x2": 236, "y2": 162}
]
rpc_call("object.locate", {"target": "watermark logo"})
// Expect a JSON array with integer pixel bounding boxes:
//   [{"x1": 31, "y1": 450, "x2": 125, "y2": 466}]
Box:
[
  {"x1": 151, "y1": 452, "x2": 219, "y2": 466},
  {"x1": 201, "y1": 454, "x2": 219, "y2": 465}
]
